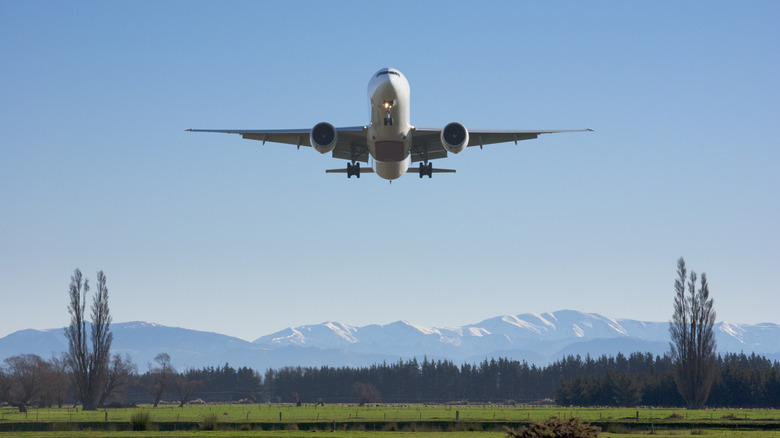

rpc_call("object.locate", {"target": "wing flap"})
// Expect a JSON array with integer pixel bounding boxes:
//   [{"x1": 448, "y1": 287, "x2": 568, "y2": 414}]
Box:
[
  {"x1": 325, "y1": 167, "x2": 375, "y2": 174},
  {"x1": 409, "y1": 127, "x2": 592, "y2": 162},
  {"x1": 241, "y1": 131, "x2": 311, "y2": 147},
  {"x1": 187, "y1": 128, "x2": 312, "y2": 147},
  {"x1": 188, "y1": 126, "x2": 370, "y2": 162},
  {"x1": 406, "y1": 167, "x2": 456, "y2": 174}
]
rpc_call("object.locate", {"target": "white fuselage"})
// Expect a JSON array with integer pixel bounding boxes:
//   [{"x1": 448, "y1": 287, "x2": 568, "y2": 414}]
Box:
[{"x1": 366, "y1": 68, "x2": 412, "y2": 180}]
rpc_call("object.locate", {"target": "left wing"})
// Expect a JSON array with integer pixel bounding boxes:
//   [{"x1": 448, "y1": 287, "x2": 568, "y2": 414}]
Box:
[
  {"x1": 409, "y1": 127, "x2": 593, "y2": 163},
  {"x1": 187, "y1": 126, "x2": 371, "y2": 163}
]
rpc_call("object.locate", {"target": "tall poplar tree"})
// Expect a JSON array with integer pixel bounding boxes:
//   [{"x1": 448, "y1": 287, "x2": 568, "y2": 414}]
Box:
[
  {"x1": 65, "y1": 269, "x2": 113, "y2": 410},
  {"x1": 669, "y1": 257, "x2": 717, "y2": 409}
]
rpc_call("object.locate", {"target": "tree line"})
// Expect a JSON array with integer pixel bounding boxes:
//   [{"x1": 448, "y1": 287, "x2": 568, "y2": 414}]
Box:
[
  {"x1": 0, "y1": 352, "x2": 261, "y2": 409},
  {"x1": 266, "y1": 352, "x2": 780, "y2": 407},
  {"x1": 2, "y1": 351, "x2": 778, "y2": 409}
]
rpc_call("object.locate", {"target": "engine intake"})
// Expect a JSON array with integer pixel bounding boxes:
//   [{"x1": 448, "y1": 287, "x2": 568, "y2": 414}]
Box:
[
  {"x1": 441, "y1": 122, "x2": 469, "y2": 154},
  {"x1": 310, "y1": 122, "x2": 337, "y2": 153}
]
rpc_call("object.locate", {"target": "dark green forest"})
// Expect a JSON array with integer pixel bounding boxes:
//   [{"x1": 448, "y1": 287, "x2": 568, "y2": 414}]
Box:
[
  {"x1": 259, "y1": 352, "x2": 780, "y2": 407},
  {"x1": 130, "y1": 352, "x2": 779, "y2": 407},
  {"x1": 4, "y1": 351, "x2": 778, "y2": 408}
]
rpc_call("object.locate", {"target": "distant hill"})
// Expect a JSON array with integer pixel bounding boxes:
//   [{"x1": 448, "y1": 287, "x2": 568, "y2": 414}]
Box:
[{"x1": 2, "y1": 311, "x2": 778, "y2": 370}]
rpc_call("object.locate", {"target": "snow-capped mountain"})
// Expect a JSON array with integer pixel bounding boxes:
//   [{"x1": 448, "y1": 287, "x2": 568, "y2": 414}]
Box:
[
  {"x1": 1, "y1": 311, "x2": 778, "y2": 371},
  {"x1": 252, "y1": 310, "x2": 777, "y2": 361}
]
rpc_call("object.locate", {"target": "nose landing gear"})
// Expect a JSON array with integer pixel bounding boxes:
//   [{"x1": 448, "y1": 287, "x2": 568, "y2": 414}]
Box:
[{"x1": 383, "y1": 101, "x2": 393, "y2": 126}]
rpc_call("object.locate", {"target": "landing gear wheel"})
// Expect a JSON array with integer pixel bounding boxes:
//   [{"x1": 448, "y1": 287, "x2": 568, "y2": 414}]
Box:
[
  {"x1": 419, "y1": 162, "x2": 433, "y2": 178},
  {"x1": 347, "y1": 162, "x2": 360, "y2": 178}
]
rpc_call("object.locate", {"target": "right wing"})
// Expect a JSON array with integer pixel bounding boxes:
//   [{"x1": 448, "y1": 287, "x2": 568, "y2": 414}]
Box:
[
  {"x1": 187, "y1": 126, "x2": 371, "y2": 163},
  {"x1": 409, "y1": 127, "x2": 593, "y2": 163}
]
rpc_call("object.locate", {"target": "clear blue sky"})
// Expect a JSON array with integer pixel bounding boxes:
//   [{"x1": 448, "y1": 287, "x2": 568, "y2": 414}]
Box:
[{"x1": 1, "y1": 1, "x2": 778, "y2": 341}]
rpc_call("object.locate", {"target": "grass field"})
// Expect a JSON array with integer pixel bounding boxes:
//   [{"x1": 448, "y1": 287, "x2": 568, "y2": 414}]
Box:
[
  {"x1": 2, "y1": 404, "x2": 778, "y2": 423},
  {"x1": 1, "y1": 404, "x2": 778, "y2": 437}
]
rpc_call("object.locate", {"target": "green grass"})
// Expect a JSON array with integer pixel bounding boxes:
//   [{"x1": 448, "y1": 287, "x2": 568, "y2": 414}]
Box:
[
  {"x1": 0, "y1": 404, "x2": 778, "y2": 437},
  {"x1": 1, "y1": 404, "x2": 778, "y2": 423}
]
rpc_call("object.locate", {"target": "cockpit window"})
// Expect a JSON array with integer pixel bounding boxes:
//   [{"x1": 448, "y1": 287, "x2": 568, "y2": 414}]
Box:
[{"x1": 376, "y1": 70, "x2": 401, "y2": 77}]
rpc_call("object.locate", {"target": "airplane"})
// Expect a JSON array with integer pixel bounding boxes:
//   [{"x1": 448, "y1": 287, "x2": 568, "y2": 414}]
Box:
[{"x1": 188, "y1": 68, "x2": 592, "y2": 181}]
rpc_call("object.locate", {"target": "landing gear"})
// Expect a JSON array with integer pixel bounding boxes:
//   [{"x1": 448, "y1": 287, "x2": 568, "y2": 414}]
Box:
[
  {"x1": 419, "y1": 162, "x2": 433, "y2": 178},
  {"x1": 347, "y1": 162, "x2": 360, "y2": 178},
  {"x1": 383, "y1": 101, "x2": 393, "y2": 126}
]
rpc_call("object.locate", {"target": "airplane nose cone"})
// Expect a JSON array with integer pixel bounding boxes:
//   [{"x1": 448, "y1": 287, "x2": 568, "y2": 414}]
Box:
[
  {"x1": 376, "y1": 78, "x2": 398, "y2": 97},
  {"x1": 373, "y1": 75, "x2": 409, "y2": 103}
]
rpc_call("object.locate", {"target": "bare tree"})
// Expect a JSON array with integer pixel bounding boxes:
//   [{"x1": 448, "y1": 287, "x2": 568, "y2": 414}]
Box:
[
  {"x1": 144, "y1": 353, "x2": 174, "y2": 407},
  {"x1": 64, "y1": 269, "x2": 113, "y2": 410},
  {"x1": 352, "y1": 382, "x2": 381, "y2": 405},
  {"x1": 65, "y1": 269, "x2": 89, "y2": 407},
  {"x1": 173, "y1": 370, "x2": 203, "y2": 407},
  {"x1": 91, "y1": 271, "x2": 113, "y2": 397},
  {"x1": 3, "y1": 354, "x2": 49, "y2": 412},
  {"x1": 98, "y1": 354, "x2": 137, "y2": 406},
  {"x1": 669, "y1": 257, "x2": 717, "y2": 409},
  {"x1": 0, "y1": 368, "x2": 9, "y2": 405},
  {"x1": 0, "y1": 367, "x2": 9, "y2": 404},
  {"x1": 40, "y1": 354, "x2": 70, "y2": 408}
]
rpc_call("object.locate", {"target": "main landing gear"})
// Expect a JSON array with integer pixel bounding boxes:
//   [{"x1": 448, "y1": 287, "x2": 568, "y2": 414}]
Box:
[
  {"x1": 347, "y1": 162, "x2": 360, "y2": 178},
  {"x1": 419, "y1": 162, "x2": 433, "y2": 178}
]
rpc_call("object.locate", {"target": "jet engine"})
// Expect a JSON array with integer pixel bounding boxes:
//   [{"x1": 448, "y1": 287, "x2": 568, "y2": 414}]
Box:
[
  {"x1": 440, "y1": 122, "x2": 469, "y2": 154},
  {"x1": 310, "y1": 122, "x2": 338, "y2": 154}
]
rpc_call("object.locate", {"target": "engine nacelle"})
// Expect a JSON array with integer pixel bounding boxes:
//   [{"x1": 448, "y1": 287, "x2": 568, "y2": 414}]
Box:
[
  {"x1": 310, "y1": 122, "x2": 338, "y2": 154},
  {"x1": 440, "y1": 122, "x2": 469, "y2": 154}
]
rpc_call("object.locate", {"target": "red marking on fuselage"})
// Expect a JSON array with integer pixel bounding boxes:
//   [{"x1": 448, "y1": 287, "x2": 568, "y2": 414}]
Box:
[{"x1": 375, "y1": 141, "x2": 405, "y2": 162}]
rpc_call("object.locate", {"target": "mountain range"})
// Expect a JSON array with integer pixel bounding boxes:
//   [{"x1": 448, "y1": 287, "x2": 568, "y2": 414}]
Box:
[{"x1": 2, "y1": 310, "x2": 778, "y2": 371}]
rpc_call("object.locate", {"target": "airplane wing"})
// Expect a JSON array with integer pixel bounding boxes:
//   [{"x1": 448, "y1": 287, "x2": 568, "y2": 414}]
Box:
[
  {"x1": 187, "y1": 126, "x2": 371, "y2": 163},
  {"x1": 408, "y1": 127, "x2": 593, "y2": 163}
]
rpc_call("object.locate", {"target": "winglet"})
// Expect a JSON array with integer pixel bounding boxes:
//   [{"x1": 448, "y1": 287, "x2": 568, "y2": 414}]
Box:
[
  {"x1": 588, "y1": 128, "x2": 595, "y2": 131},
  {"x1": 186, "y1": 129, "x2": 192, "y2": 131}
]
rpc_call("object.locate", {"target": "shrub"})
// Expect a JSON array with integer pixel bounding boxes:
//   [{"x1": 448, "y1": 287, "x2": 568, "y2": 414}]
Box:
[
  {"x1": 130, "y1": 411, "x2": 151, "y2": 431},
  {"x1": 381, "y1": 422, "x2": 399, "y2": 431},
  {"x1": 505, "y1": 416, "x2": 601, "y2": 438},
  {"x1": 200, "y1": 413, "x2": 220, "y2": 431}
]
